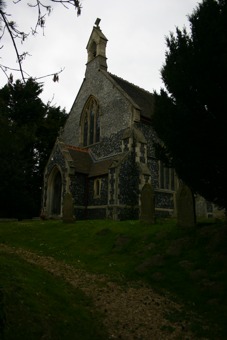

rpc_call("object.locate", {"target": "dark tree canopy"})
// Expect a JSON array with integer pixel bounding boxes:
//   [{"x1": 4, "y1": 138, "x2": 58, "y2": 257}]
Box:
[
  {"x1": 0, "y1": 78, "x2": 67, "y2": 218},
  {"x1": 153, "y1": 0, "x2": 227, "y2": 209}
]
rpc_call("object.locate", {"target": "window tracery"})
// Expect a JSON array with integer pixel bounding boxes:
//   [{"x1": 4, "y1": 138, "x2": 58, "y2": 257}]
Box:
[{"x1": 81, "y1": 97, "x2": 100, "y2": 146}]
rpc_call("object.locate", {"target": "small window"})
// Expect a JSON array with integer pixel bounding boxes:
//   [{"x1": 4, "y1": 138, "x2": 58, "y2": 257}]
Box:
[
  {"x1": 94, "y1": 178, "x2": 101, "y2": 198},
  {"x1": 159, "y1": 161, "x2": 175, "y2": 191}
]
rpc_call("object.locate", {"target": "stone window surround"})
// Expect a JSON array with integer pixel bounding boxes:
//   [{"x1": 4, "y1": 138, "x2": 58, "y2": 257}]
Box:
[
  {"x1": 80, "y1": 96, "x2": 100, "y2": 146},
  {"x1": 46, "y1": 165, "x2": 63, "y2": 217},
  {"x1": 159, "y1": 161, "x2": 176, "y2": 191},
  {"x1": 94, "y1": 178, "x2": 102, "y2": 198}
]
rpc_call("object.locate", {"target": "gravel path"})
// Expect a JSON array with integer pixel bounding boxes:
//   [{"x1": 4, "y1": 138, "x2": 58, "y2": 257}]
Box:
[{"x1": 0, "y1": 244, "x2": 199, "y2": 339}]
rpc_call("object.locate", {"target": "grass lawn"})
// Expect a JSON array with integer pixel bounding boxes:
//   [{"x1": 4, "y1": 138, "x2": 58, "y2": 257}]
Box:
[
  {"x1": 0, "y1": 252, "x2": 107, "y2": 340},
  {"x1": 0, "y1": 218, "x2": 227, "y2": 339}
]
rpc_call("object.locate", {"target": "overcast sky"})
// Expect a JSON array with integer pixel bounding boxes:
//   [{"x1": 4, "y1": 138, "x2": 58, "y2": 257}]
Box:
[{"x1": 1, "y1": 0, "x2": 201, "y2": 112}]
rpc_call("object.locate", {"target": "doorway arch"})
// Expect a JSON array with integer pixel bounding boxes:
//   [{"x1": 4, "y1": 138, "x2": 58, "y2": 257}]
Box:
[
  {"x1": 52, "y1": 171, "x2": 62, "y2": 215},
  {"x1": 47, "y1": 167, "x2": 63, "y2": 217}
]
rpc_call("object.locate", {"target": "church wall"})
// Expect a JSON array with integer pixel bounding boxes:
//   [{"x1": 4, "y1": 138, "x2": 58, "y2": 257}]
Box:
[
  {"x1": 147, "y1": 158, "x2": 159, "y2": 189},
  {"x1": 87, "y1": 176, "x2": 108, "y2": 206},
  {"x1": 135, "y1": 122, "x2": 159, "y2": 189},
  {"x1": 72, "y1": 175, "x2": 108, "y2": 220},
  {"x1": 74, "y1": 207, "x2": 87, "y2": 220},
  {"x1": 62, "y1": 62, "x2": 133, "y2": 147},
  {"x1": 136, "y1": 122, "x2": 157, "y2": 157},
  {"x1": 136, "y1": 122, "x2": 176, "y2": 216},
  {"x1": 71, "y1": 174, "x2": 108, "y2": 219},
  {"x1": 46, "y1": 146, "x2": 67, "y2": 180},
  {"x1": 86, "y1": 208, "x2": 107, "y2": 219},
  {"x1": 118, "y1": 207, "x2": 139, "y2": 220},
  {"x1": 69, "y1": 173, "x2": 87, "y2": 206},
  {"x1": 117, "y1": 151, "x2": 140, "y2": 220},
  {"x1": 118, "y1": 152, "x2": 139, "y2": 206},
  {"x1": 89, "y1": 129, "x2": 123, "y2": 159}
]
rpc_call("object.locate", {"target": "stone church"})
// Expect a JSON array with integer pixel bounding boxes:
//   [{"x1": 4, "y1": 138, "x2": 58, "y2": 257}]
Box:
[{"x1": 41, "y1": 20, "x2": 180, "y2": 220}]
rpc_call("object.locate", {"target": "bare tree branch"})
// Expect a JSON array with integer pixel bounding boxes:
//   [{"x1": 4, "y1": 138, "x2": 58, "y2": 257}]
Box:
[
  {"x1": 0, "y1": 0, "x2": 81, "y2": 82},
  {"x1": 0, "y1": 7, "x2": 26, "y2": 81},
  {"x1": 0, "y1": 61, "x2": 65, "y2": 84},
  {"x1": 35, "y1": 67, "x2": 65, "y2": 82},
  {"x1": 50, "y1": 1, "x2": 82, "y2": 15}
]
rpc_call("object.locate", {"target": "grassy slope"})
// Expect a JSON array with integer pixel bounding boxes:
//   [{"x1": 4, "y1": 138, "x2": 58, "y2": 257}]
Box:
[
  {"x1": 0, "y1": 218, "x2": 227, "y2": 338},
  {"x1": 0, "y1": 252, "x2": 107, "y2": 340}
]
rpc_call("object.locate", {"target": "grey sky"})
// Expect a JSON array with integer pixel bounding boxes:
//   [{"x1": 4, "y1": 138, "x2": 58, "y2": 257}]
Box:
[{"x1": 0, "y1": 0, "x2": 200, "y2": 111}]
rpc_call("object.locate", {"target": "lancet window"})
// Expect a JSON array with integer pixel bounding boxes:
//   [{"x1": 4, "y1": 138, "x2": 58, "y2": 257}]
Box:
[{"x1": 81, "y1": 97, "x2": 100, "y2": 146}]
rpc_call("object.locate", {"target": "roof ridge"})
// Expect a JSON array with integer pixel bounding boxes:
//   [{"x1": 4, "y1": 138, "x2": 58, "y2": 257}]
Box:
[
  {"x1": 66, "y1": 144, "x2": 89, "y2": 153},
  {"x1": 90, "y1": 151, "x2": 127, "y2": 163}
]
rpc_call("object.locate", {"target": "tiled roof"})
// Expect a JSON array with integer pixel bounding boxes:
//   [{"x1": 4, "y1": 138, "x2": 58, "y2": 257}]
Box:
[
  {"x1": 89, "y1": 153, "x2": 126, "y2": 177},
  {"x1": 109, "y1": 73, "x2": 155, "y2": 120},
  {"x1": 66, "y1": 145, "x2": 89, "y2": 153},
  {"x1": 89, "y1": 158, "x2": 114, "y2": 177},
  {"x1": 67, "y1": 148, "x2": 93, "y2": 174},
  {"x1": 66, "y1": 145, "x2": 126, "y2": 177}
]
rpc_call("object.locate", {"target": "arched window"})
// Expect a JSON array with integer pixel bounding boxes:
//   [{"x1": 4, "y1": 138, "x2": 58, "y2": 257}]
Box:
[
  {"x1": 81, "y1": 97, "x2": 100, "y2": 146},
  {"x1": 94, "y1": 178, "x2": 101, "y2": 198}
]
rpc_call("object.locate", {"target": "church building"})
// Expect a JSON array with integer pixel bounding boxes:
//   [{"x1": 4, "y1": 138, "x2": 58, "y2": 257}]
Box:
[{"x1": 41, "y1": 20, "x2": 177, "y2": 220}]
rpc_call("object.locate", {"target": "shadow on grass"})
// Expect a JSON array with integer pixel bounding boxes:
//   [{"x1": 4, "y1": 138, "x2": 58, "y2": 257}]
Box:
[{"x1": 0, "y1": 252, "x2": 107, "y2": 340}]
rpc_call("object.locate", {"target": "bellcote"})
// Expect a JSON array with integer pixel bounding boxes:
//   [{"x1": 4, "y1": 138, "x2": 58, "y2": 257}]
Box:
[{"x1": 86, "y1": 18, "x2": 108, "y2": 70}]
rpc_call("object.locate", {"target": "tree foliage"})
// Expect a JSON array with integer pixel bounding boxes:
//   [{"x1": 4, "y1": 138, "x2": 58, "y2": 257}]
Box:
[
  {"x1": 0, "y1": 78, "x2": 67, "y2": 218},
  {"x1": 0, "y1": 0, "x2": 81, "y2": 82},
  {"x1": 153, "y1": 0, "x2": 227, "y2": 209}
]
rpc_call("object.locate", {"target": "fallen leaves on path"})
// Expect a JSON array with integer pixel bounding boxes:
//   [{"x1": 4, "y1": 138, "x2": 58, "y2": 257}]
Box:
[{"x1": 0, "y1": 244, "x2": 199, "y2": 339}]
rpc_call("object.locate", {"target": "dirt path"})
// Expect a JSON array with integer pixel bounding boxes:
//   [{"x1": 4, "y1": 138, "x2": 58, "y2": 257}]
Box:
[{"x1": 0, "y1": 244, "x2": 198, "y2": 339}]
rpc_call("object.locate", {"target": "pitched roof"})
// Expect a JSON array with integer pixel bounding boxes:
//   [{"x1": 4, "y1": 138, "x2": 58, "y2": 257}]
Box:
[
  {"x1": 66, "y1": 145, "x2": 126, "y2": 177},
  {"x1": 108, "y1": 73, "x2": 155, "y2": 120},
  {"x1": 67, "y1": 146, "x2": 92, "y2": 174},
  {"x1": 89, "y1": 153, "x2": 126, "y2": 177}
]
